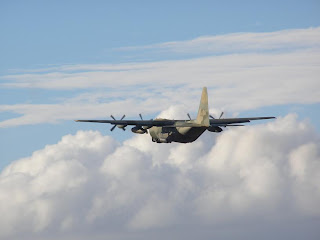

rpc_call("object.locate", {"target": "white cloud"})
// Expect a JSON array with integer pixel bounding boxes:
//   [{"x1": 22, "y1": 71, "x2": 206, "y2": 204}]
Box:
[
  {"x1": 0, "y1": 114, "x2": 319, "y2": 239},
  {"x1": 117, "y1": 27, "x2": 320, "y2": 55},
  {"x1": 0, "y1": 49, "x2": 319, "y2": 127},
  {"x1": 289, "y1": 142, "x2": 320, "y2": 215},
  {"x1": 2, "y1": 50, "x2": 320, "y2": 91},
  {"x1": 0, "y1": 27, "x2": 320, "y2": 127}
]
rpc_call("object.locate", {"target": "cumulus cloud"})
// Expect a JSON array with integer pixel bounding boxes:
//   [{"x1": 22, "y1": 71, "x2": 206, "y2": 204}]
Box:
[{"x1": 0, "y1": 114, "x2": 319, "y2": 239}]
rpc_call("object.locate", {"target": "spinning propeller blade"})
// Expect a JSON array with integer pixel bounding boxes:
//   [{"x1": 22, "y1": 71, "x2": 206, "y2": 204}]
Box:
[
  {"x1": 110, "y1": 125, "x2": 116, "y2": 131},
  {"x1": 110, "y1": 115, "x2": 126, "y2": 131}
]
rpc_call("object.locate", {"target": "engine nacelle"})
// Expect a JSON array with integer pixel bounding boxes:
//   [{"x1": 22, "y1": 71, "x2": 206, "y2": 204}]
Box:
[
  {"x1": 117, "y1": 125, "x2": 127, "y2": 130},
  {"x1": 207, "y1": 126, "x2": 223, "y2": 132},
  {"x1": 131, "y1": 126, "x2": 147, "y2": 134}
]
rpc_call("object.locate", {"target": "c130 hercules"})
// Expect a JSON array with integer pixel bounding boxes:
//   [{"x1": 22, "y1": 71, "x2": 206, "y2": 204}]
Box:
[{"x1": 75, "y1": 87, "x2": 275, "y2": 143}]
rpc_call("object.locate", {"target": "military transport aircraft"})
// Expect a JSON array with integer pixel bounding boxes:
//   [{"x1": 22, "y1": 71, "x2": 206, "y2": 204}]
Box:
[{"x1": 75, "y1": 87, "x2": 275, "y2": 143}]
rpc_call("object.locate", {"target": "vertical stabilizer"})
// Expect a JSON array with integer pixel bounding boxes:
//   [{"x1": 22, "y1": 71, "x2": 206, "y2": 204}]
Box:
[{"x1": 196, "y1": 87, "x2": 210, "y2": 126}]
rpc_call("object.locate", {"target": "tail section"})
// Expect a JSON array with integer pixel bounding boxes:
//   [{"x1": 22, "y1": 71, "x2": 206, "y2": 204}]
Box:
[{"x1": 196, "y1": 87, "x2": 210, "y2": 127}]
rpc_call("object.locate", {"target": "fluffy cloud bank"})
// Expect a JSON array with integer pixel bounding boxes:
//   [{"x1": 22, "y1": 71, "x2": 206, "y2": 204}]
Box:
[{"x1": 1, "y1": 114, "x2": 319, "y2": 240}]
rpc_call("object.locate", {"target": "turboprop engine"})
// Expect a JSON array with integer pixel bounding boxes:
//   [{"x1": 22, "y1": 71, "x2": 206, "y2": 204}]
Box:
[{"x1": 131, "y1": 126, "x2": 147, "y2": 134}]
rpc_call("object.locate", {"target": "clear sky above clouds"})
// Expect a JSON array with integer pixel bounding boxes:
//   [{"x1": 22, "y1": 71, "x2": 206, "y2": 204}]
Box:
[
  {"x1": 0, "y1": 1, "x2": 320, "y2": 240},
  {"x1": 1, "y1": 0, "x2": 319, "y2": 72}
]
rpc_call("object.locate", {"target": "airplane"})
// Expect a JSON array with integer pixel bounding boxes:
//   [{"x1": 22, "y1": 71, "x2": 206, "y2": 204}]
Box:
[{"x1": 75, "y1": 87, "x2": 275, "y2": 143}]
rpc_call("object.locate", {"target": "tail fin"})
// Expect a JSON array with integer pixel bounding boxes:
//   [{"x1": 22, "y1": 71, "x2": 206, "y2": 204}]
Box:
[{"x1": 196, "y1": 87, "x2": 210, "y2": 127}]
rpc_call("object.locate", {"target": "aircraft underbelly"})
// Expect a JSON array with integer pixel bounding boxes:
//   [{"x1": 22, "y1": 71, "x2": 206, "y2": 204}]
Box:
[
  {"x1": 173, "y1": 127, "x2": 206, "y2": 143},
  {"x1": 149, "y1": 126, "x2": 206, "y2": 143}
]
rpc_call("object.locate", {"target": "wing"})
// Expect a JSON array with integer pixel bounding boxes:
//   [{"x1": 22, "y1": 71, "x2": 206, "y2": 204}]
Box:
[
  {"x1": 210, "y1": 116, "x2": 275, "y2": 126},
  {"x1": 75, "y1": 119, "x2": 176, "y2": 127},
  {"x1": 76, "y1": 116, "x2": 275, "y2": 127}
]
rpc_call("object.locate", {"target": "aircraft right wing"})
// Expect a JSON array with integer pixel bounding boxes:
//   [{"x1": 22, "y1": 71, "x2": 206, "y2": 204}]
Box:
[
  {"x1": 75, "y1": 119, "x2": 176, "y2": 127},
  {"x1": 209, "y1": 116, "x2": 276, "y2": 126}
]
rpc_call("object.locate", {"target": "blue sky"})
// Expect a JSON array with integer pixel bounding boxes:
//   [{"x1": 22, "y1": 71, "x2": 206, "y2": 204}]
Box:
[
  {"x1": 1, "y1": 0, "x2": 319, "y2": 72},
  {"x1": 0, "y1": 1, "x2": 320, "y2": 239},
  {"x1": 1, "y1": 0, "x2": 320, "y2": 166}
]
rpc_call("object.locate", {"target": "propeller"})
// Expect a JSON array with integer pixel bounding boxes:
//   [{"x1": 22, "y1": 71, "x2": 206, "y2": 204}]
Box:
[
  {"x1": 187, "y1": 113, "x2": 191, "y2": 120},
  {"x1": 110, "y1": 114, "x2": 126, "y2": 131},
  {"x1": 110, "y1": 124, "x2": 117, "y2": 131},
  {"x1": 138, "y1": 113, "x2": 153, "y2": 131},
  {"x1": 209, "y1": 112, "x2": 224, "y2": 119}
]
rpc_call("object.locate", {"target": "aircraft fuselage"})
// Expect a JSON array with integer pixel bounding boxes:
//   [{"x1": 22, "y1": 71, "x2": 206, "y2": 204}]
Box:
[{"x1": 149, "y1": 124, "x2": 207, "y2": 143}]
